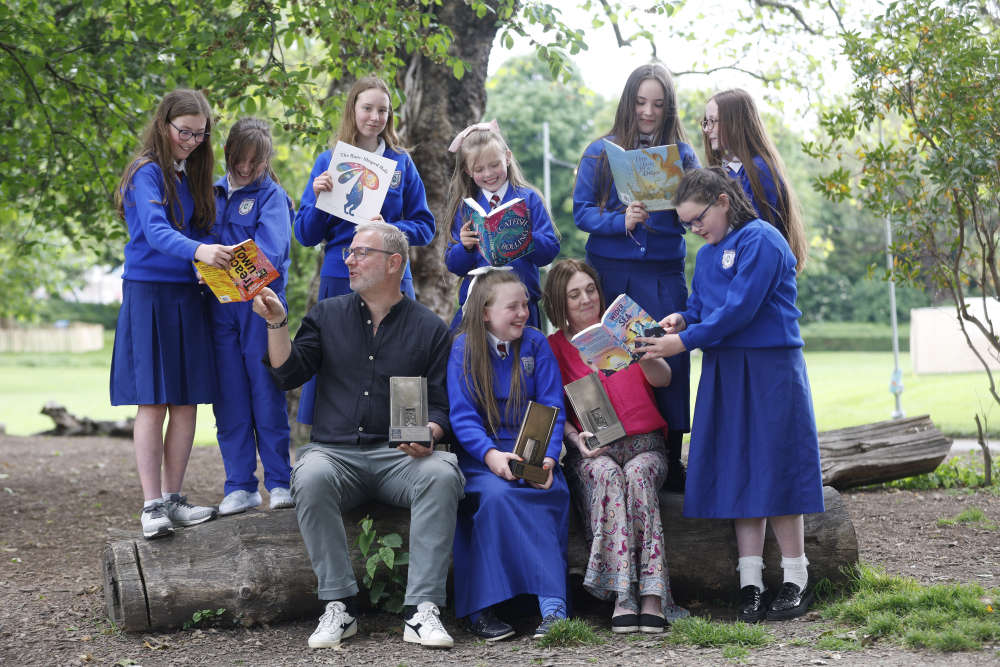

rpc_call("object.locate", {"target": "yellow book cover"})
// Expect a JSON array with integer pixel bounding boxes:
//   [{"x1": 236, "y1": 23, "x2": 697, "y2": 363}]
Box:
[{"x1": 195, "y1": 239, "x2": 278, "y2": 303}]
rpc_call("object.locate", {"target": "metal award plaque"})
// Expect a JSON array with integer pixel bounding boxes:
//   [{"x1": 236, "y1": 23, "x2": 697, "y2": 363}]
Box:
[
  {"x1": 564, "y1": 372, "x2": 625, "y2": 448},
  {"x1": 508, "y1": 401, "x2": 560, "y2": 484},
  {"x1": 389, "y1": 377, "x2": 432, "y2": 447}
]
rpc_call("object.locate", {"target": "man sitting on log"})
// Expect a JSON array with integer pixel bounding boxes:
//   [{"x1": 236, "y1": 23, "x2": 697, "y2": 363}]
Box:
[{"x1": 252, "y1": 221, "x2": 463, "y2": 650}]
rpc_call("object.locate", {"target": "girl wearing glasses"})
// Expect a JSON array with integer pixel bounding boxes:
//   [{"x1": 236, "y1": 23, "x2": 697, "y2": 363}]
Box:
[
  {"x1": 572, "y1": 63, "x2": 699, "y2": 492},
  {"x1": 702, "y1": 89, "x2": 807, "y2": 271},
  {"x1": 111, "y1": 89, "x2": 233, "y2": 539},
  {"x1": 208, "y1": 118, "x2": 295, "y2": 517},
  {"x1": 636, "y1": 167, "x2": 824, "y2": 623},
  {"x1": 293, "y1": 76, "x2": 435, "y2": 425}
]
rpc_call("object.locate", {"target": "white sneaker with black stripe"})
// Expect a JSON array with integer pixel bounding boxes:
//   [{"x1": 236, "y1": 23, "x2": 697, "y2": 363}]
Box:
[
  {"x1": 140, "y1": 501, "x2": 173, "y2": 539},
  {"x1": 403, "y1": 601, "x2": 453, "y2": 648},
  {"x1": 308, "y1": 601, "x2": 357, "y2": 648}
]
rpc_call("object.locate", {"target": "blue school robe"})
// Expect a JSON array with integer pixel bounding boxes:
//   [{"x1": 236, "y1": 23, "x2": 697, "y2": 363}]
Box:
[
  {"x1": 678, "y1": 220, "x2": 824, "y2": 519},
  {"x1": 447, "y1": 327, "x2": 569, "y2": 617},
  {"x1": 445, "y1": 186, "x2": 559, "y2": 331}
]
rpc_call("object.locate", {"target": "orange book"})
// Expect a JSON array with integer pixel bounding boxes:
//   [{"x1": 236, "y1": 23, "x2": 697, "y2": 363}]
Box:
[{"x1": 195, "y1": 239, "x2": 278, "y2": 303}]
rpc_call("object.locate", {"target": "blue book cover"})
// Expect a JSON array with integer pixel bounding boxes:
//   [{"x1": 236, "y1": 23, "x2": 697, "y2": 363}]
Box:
[{"x1": 461, "y1": 197, "x2": 533, "y2": 266}]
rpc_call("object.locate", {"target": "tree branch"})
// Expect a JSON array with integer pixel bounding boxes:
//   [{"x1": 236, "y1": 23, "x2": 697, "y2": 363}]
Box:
[
  {"x1": 598, "y1": 0, "x2": 631, "y2": 47},
  {"x1": 672, "y1": 64, "x2": 777, "y2": 84},
  {"x1": 752, "y1": 0, "x2": 820, "y2": 34}
]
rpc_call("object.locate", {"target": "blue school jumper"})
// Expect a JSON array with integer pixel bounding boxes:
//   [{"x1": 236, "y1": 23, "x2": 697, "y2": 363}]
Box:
[
  {"x1": 572, "y1": 136, "x2": 700, "y2": 431},
  {"x1": 678, "y1": 219, "x2": 824, "y2": 519},
  {"x1": 444, "y1": 186, "x2": 560, "y2": 331},
  {"x1": 447, "y1": 327, "x2": 569, "y2": 618},
  {"x1": 293, "y1": 145, "x2": 435, "y2": 424},
  {"x1": 727, "y1": 156, "x2": 788, "y2": 239},
  {"x1": 110, "y1": 161, "x2": 216, "y2": 406},
  {"x1": 208, "y1": 174, "x2": 293, "y2": 495}
]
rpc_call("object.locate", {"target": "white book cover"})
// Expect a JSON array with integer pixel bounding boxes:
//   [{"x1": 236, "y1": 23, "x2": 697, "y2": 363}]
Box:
[{"x1": 315, "y1": 141, "x2": 399, "y2": 224}]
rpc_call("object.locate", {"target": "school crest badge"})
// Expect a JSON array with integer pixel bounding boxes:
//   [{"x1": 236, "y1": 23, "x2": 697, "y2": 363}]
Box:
[
  {"x1": 521, "y1": 356, "x2": 535, "y2": 376},
  {"x1": 390, "y1": 170, "x2": 402, "y2": 188},
  {"x1": 239, "y1": 198, "x2": 255, "y2": 215},
  {"x1": 721, "y1": 249, "x2": 736, "y2": 269}
]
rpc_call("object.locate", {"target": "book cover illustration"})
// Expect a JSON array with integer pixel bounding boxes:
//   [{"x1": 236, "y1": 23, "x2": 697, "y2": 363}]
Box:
[
  {"x1": 315, "y1": 141, "x2": 399, "y2": 225},
  {"x1": 569, "y1": 293, "x2": 659, "y2": 374},
  {"x1": 461, "y1": 197, "x2": 533, "y2": 266},
  {"x1": 195, "y1": 239, "x2": 279, "y2": 303},
  {"x1": 602, "y1": 138, "x2": 684, "y2": 211}
]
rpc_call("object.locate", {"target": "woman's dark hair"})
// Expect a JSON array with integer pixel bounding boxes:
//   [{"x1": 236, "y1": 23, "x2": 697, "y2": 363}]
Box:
[{"x1": 674, "y1": 167, "x2": 757, "y2": 230}]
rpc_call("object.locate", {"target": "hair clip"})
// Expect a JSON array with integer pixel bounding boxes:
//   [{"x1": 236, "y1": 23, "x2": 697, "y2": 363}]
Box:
[
  {"x1": 462, "y1": 265, "x2": 514, "y2": 315},
  {"x1": 448, "y1": 119, "x2": 502, "y2": 153}
]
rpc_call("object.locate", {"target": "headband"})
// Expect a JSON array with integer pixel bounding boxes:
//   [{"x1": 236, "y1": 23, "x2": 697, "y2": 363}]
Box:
[
  {"x1": 462, "y1": 265, "x2": 514, "y2": 316},
  {"x1": 448, "y1": 119, "x2": 502, "y2": 153}
]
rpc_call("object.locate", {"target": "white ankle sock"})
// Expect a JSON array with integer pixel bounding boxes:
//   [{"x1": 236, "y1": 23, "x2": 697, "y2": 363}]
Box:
[
  {"x1": 737, "y1": 556, "x2": 765, "y2": 591},
  {"x1": 781, "y1": 554, "x2": 809, "y2": 590}
]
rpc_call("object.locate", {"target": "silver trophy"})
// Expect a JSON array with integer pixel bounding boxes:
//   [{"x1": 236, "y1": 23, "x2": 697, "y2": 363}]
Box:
[
  {"x1": 508, "y1": 401, "x2": 560, "y2": 484},
  {"x1": 389, "y1": 377, "x2": 432, "y2": 447},
  {"x1": 564, "y1": 372, "x2": 625, "y2": 448}
]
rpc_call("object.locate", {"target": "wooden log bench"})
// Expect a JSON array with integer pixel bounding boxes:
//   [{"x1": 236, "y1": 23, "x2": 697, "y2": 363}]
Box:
[
  {"x1": 103, "y1": 486, "x2": 856, "y2": 631},
  {"x1": 818, "y1": 414, "x2": 952, "y2": 489}
]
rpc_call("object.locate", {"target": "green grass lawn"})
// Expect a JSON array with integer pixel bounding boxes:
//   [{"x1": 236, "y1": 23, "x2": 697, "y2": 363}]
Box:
[{"x1": 0, "y1": 334, "x2": 994, "y2": 442}]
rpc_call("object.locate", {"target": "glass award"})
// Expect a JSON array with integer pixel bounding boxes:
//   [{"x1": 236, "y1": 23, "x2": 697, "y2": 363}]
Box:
[
  {"x1": 388, "y1": 377, "x2": 432, "y2": 447},
  {"x1": 508, "y1": 401, "x2": 560, "y2": 484},
  {"x1": 564, "y1": 372, "x2": 626, "y2": 448}
]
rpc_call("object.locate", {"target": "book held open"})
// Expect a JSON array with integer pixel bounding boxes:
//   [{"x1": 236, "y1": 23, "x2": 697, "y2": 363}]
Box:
[
  {"x1": 569, "y1": 294, "x2": 660, "y2": 374},
  {"x1": 602, "y1": 139, "x2": 684, "y2": 211},
  {"x1": 461, "y1": 197, "x2": 533, "y2": 266}
]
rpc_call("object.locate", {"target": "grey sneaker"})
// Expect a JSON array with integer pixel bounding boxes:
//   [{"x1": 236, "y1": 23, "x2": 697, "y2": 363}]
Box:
[
  {"x1": 308, "y1": 601, "x2": 357, "y2": 648},
  {"x1": 164, "y1": 493, "x2": 217, "y2": 527},
  {"x1": 140, "y1": 501, "x2": 174, "y2": 539},
  {"x1": 268, "y1": 487, "x2": 294, "y2": 510},
  {"x1": 218, "y1": 489, "x2": 262, "y2": 516}
]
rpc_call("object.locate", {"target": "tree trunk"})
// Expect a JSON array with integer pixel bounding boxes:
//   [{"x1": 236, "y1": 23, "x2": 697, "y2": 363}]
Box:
[
  {"x1": 103, "y1": 486, "x2": 856, "y2": 631},
  {"x1": 399, "y1": 1, "x2": 500, "y2": 320},
  {"x1": 818, "y1": 414, "x2": 952, "y2": 490}
]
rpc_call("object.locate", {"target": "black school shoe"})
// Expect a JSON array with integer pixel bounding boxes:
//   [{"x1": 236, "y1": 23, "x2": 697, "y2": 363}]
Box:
[
  {"x1": 464, "y1": 608, "x2": 515, "y2": 642},
  {"x1": 737, "y1": 585, "x2": 770, "y2": 623},
  {"x1": 638, "y1": 613, "x2": 665, "y2": 634},
  {"x1": 532, "y1": 614, "x2": 563, "y2": 639},
  {"x1": 611, "y1": 613, "x2": 639, "y2": 633},
  {"x1": 766, "y1": 582, "x2": 814, "y2": 621}
]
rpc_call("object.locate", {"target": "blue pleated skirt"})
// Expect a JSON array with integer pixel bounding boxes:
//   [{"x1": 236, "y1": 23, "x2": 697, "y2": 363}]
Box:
[
  {"x1": 452, "y1": 446, "x2": 570, "y2": 618},
  {"x1": 110, "y1": 280, "x2": 217, "y2": 406},
  {"x1": 587, "y1": 253, "x2": 690, "y2": 431},
  {"x1": 684, "y1": 347, "x2": 824, "y2": 519}
]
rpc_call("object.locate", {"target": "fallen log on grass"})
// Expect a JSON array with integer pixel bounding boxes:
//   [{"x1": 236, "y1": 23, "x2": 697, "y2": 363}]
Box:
[
  {"x1": 818, "y1": 414, "x2": 952, "y2": 490},
  {"x1": 38, "y1": 402, "x2": 134, "y2": 437},
  {"x1": 103, "y1": 486, "x2": 856, "y2": 631}
]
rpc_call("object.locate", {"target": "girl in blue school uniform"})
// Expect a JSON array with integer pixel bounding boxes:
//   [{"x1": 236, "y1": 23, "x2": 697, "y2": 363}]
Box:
[
  {"x1": 444, "y1": 121, "x2": 560, "y2": 331},
  {"x1": 447, "y1": 269, "x2": 570, "y2": 641},
  {"x1": 702, "y1": 89, "x2": 808, "y2": 271},
  {"x1": 636, "y1": 168, "x2": 824, "y2": 623},
  {"x1": 572, "y1": 63, "x2": 699, "y2": 491},
  {"x1": 293, "y1": 75, "x2": 435, "y2": 424},
  {"x1": 209, "y1": 117, "x2": 295, "y2": 516},
  {"x1": 111, "y1": 89, "x2": 232, "y2": 539}
]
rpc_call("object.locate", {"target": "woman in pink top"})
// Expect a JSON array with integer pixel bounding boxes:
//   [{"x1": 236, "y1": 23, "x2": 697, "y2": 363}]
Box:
[{"x1": 543, "y1": 259, "x2": 688, "y2": 634}]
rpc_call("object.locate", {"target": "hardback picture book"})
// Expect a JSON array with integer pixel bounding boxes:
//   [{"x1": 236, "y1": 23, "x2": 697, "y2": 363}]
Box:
[
  {"x1": 602, "y1": 138, "x2": 684, "y2": 211},
  {"x1": 569, "y1": 293, "x2": 659, "y2": 374},
  {"x1": 195, "y1": 239, "x2": 278, "y2": 303},
  {"x1": 315, "y1": 141, "x2": 399, "y2": 225},
  {"x1": 461, "y1": 197, "x2": 533, "y2": 266}
]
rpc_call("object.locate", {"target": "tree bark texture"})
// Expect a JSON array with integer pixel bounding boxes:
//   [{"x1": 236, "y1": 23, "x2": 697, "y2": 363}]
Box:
[
  {"x1": 103, "y1": 486, "x2": 856, "y2": 631},
  {"x1": 818, "y1": 414, "x2": 952, "y2": 490},
  {"x1": 399, "y1": 1, "x2": 501, "y2": 320}
]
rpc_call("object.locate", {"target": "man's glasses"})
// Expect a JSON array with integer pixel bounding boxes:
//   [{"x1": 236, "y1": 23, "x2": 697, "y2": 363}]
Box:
[
  {"x1": 678, "y1": 199, "x2": 717, "y2": 232},
  {"x1": 700, "y1": 117, "x2": 718, "y2": 131},
  {"x1": 342, "y1": 246, "x2": 396, "y2": 260},
  {"x1": 169, "y1": 120, "x2": 210, "y2": 143}
]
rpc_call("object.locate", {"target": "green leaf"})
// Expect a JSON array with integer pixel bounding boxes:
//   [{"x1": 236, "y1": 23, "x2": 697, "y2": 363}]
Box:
[
  {"x1": 365, "y1": 553, "x2": 380, "y2": 579},
  {"x1": 379, "y1": 533, "x2": 403, "y2": 549},
  {"x1": 358, "y1": 529, "x2": 375, "y2": 557},
  {"x1": 379, "y1": 546, "x2": 395, "y2": 569}
]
